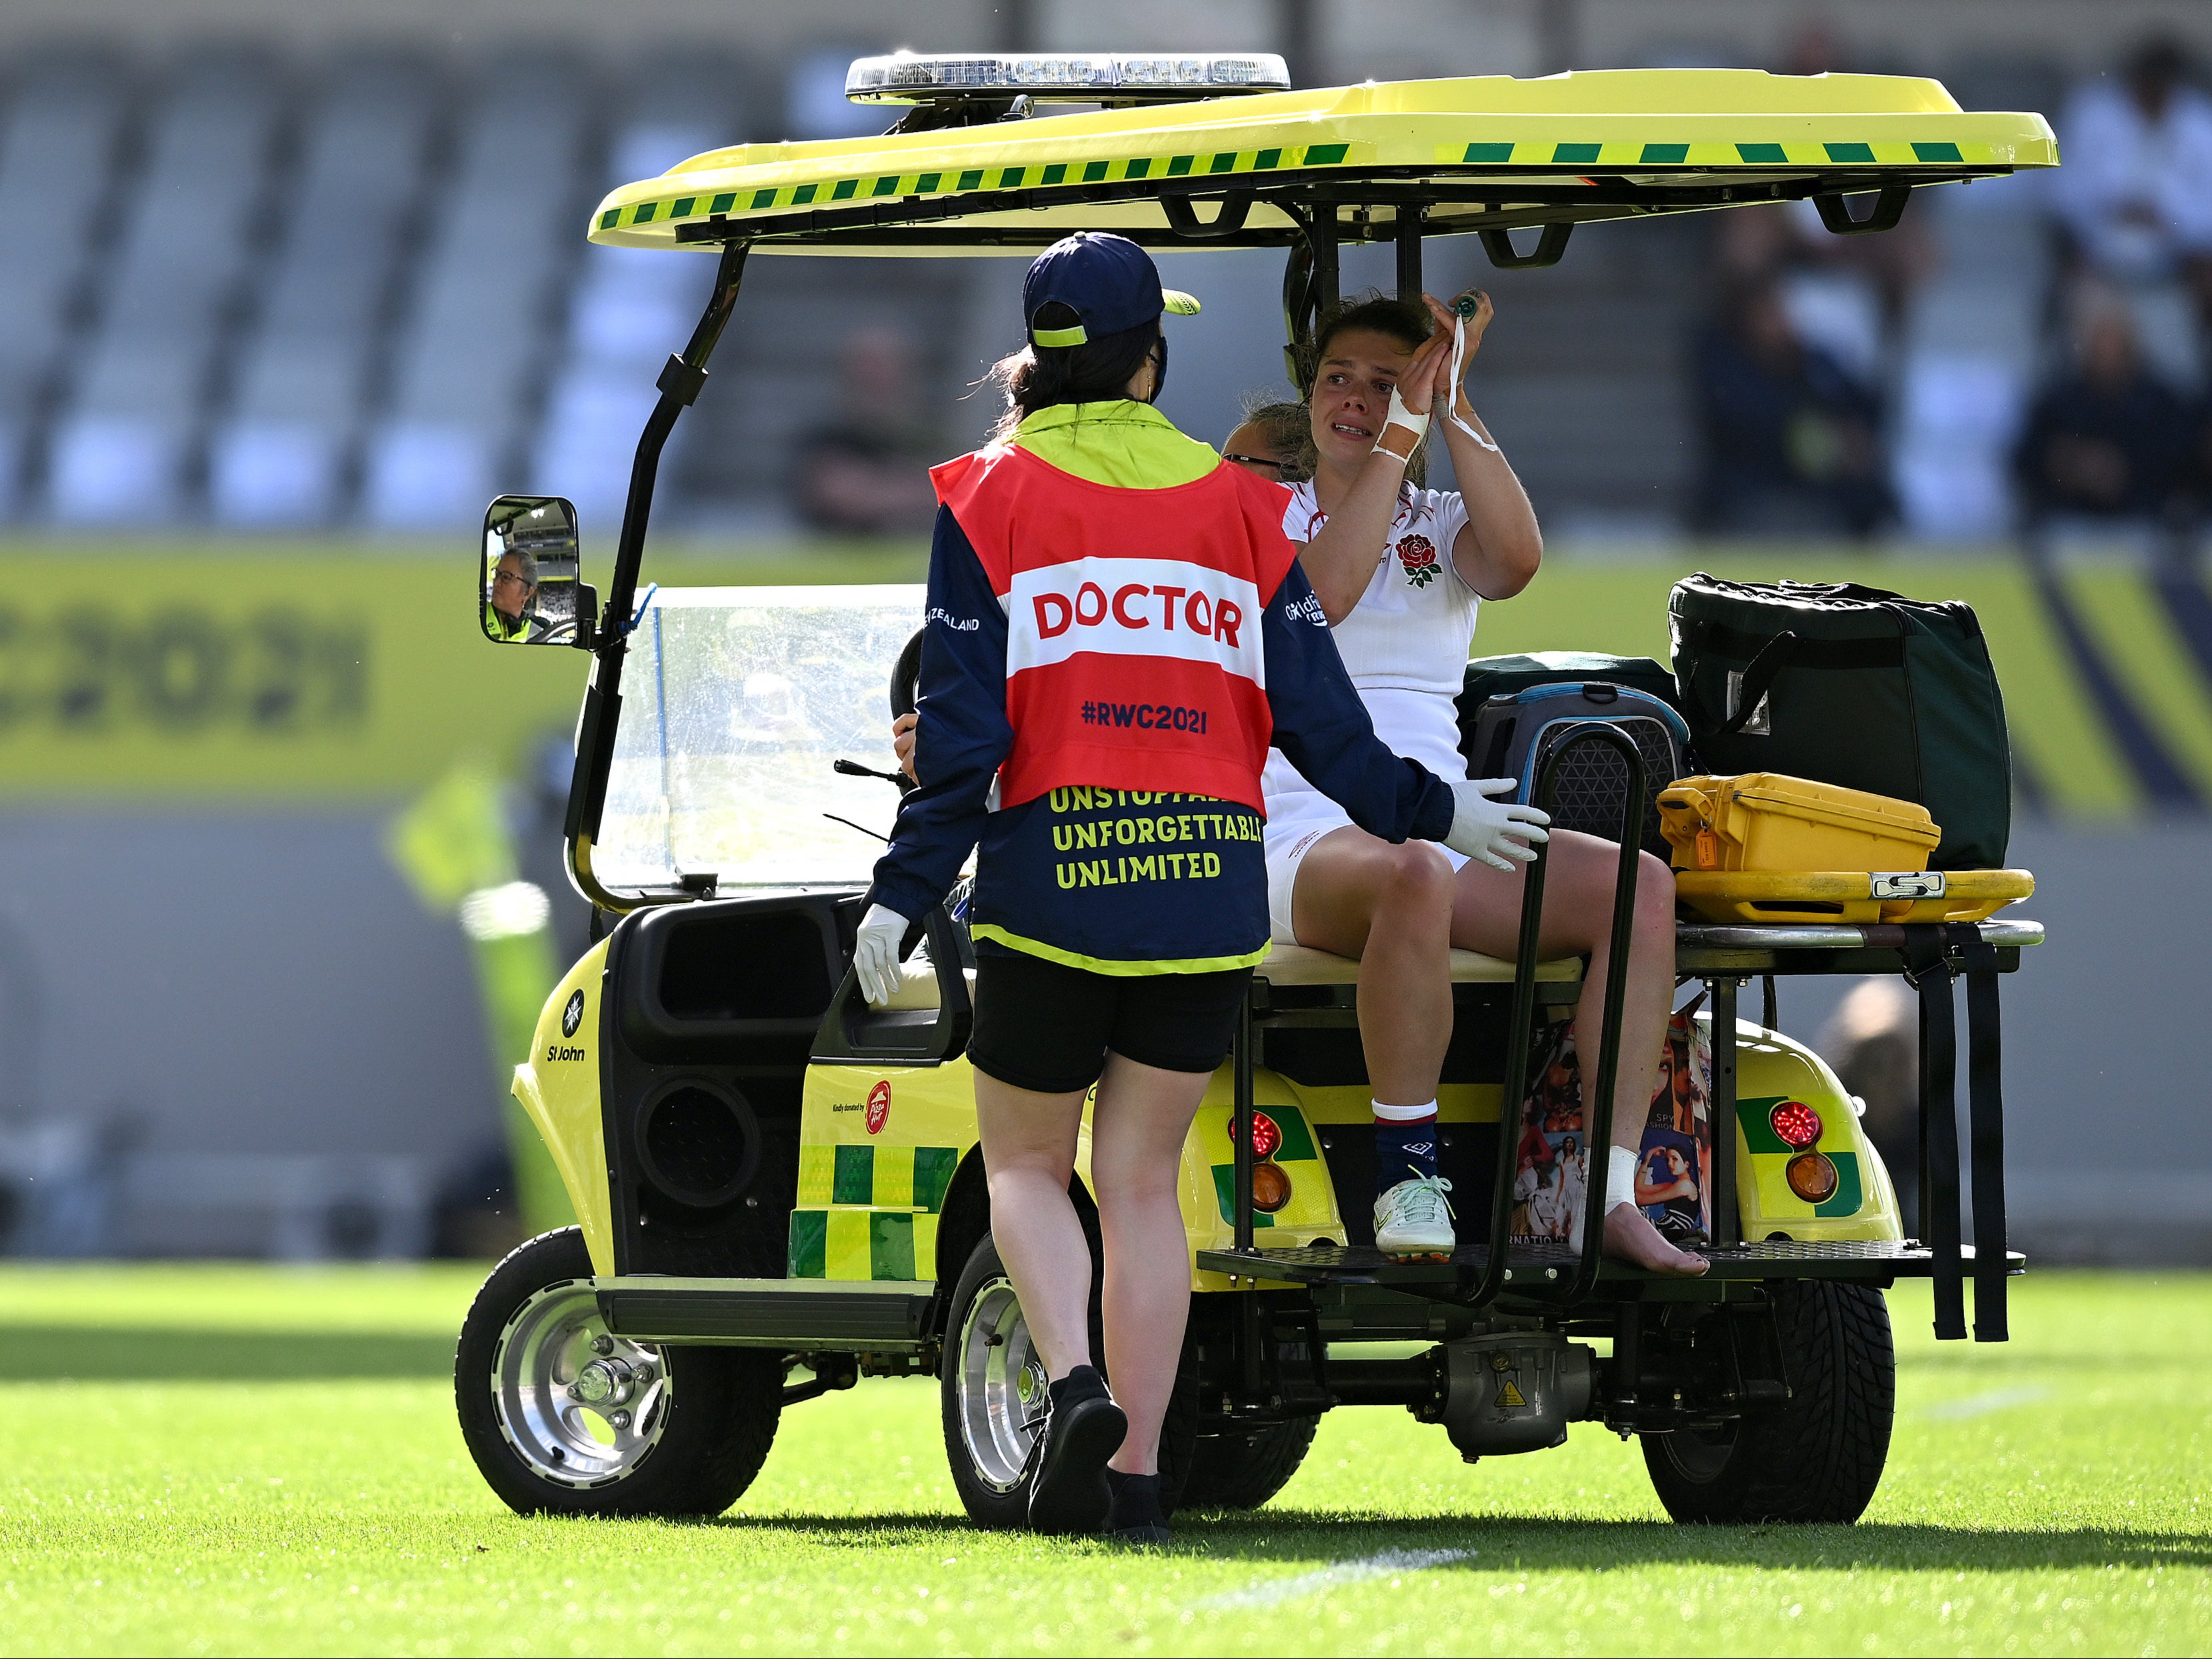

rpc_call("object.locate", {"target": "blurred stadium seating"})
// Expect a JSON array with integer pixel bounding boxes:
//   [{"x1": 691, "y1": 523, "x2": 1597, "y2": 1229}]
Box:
[
  {"x1": 0, "y1": 25, "x2": 2178, "y2": 543},
  {"x1": 0, "y1": 5, "x2": 2206, "y2": 1263}
]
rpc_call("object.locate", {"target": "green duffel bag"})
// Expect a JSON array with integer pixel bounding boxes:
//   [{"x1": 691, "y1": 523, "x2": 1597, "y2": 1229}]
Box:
[{"x1": 1667, "y1": 573, "x2": 2012, "y2": 870}]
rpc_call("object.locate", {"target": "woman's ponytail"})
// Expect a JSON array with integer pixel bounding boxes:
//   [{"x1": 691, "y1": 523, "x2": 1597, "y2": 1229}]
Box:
[{"x1": 984, "y1": 305, "x2": 1163, "y2": 441}]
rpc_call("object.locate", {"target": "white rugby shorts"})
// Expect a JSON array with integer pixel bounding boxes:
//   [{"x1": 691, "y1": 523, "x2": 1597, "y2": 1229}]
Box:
[{"x1": 1262, "y1": 788, "x2": 1471, "y2": 945}]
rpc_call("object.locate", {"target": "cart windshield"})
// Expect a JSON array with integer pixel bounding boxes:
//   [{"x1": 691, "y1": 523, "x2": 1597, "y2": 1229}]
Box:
[{"x1": 595, "y1": 583, "x2": 923, "y2": 892}]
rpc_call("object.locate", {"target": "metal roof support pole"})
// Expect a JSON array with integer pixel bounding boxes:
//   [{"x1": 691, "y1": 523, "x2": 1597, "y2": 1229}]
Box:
[
  {"x1": 565, "y1": 239, "x2": 753, "y2": 914},
  {"x1": 1395, "y1": 203, "x2": 1423, "y2": 302},
  {"x1": 1279, "y1": 208, "x2": 1341, "y2": 393},
  {"x1": 1711, "y1": 974, "x2": 1740, "y2": 1246},
  {"x1": 1315, "y1": 208, "x2": 1339, "y2": 316}
]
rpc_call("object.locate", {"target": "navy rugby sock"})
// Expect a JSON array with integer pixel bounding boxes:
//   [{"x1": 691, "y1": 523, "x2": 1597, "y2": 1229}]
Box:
[{"x1": 1373, "y1": 1100, "x2": 1440, "y2": 1190}]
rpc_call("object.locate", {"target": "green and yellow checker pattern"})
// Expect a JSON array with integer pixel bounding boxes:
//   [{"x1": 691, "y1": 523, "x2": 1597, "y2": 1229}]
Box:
[
  {"x1": 596, "y1": 144, "x2": 1349, "y2": 233},
  {"x1": 1736, "y1": 1094, "x2": 1865, "y2": 1221},
  {"x1": 585, "y1": 68, "x2": 2052, "y2": 252},
  {"x1": 787, "y1": 1143, "x2": 959, "y2": 1282},
  {"x1": 1200, "y1": 1102, "x2": 1331, "y2": 1233},
  {"x1": 1721, "y1": 1019, "x2": 1899, "y2": 1244}
]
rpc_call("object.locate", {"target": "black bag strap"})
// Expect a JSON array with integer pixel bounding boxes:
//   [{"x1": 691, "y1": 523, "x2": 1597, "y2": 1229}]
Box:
[
  {"x1": 1903, "y1": 924, "x2": 1966, "y2": 1340},
  {"x1": 1957, "y1": 924, "x2": 2009, "y2": 1342},
  {"x1": 1673, "y1": 623, "x2": 1907, "y2": 738}
]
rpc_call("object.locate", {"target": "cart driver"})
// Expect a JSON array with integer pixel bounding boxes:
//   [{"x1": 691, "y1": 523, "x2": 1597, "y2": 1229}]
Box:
[
  {"x1": 485, "y1": 547, "x2": 540, "y2": 641},
  {"x1": 853, "y1": 231, "x2": 1547, "y2": 1546}
]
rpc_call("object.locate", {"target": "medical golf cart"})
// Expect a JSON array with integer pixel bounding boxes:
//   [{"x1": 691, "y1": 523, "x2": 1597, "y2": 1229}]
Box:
[{"x1": 456, "y1": 53, "x2": 2052, "y2": 1526}]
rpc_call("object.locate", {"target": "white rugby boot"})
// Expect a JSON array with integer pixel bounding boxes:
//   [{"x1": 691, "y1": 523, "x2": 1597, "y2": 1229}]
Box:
[{"x1": 1373, "y1": 1176, "x2": 1456, "y2": 1259}]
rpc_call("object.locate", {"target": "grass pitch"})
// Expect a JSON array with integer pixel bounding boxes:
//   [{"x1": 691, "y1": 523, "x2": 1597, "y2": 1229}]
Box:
[{"x1": 0, "y1": 1267, "x2": 2203, "y2": 1656}]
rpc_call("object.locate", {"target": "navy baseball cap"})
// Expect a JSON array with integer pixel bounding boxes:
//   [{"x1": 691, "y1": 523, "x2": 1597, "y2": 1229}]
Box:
[{"x1": 1022, "y1": 232, "x2": 1199, "y2": 348}]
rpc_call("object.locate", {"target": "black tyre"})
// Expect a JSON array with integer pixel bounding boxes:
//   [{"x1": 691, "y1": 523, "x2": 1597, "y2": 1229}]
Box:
[
  {"x1": 456, "y1": 1227, "x2": 783, "y2": 1518},
  {"x1": 1180, "y1": 1415, "x2": 1319, "y2": 1511},
  {"x1": 939, "y1": 1230, "x2": 1195, "y2": 1527},
  {"x1": 1642, "y1": 1279, "x2": 1895, "y2": 1524}
]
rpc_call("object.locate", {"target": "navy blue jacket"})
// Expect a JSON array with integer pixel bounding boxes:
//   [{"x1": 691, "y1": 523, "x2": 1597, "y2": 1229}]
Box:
[{"x1": 869, "y1": 505, "x2": 1455, "y2": 974}]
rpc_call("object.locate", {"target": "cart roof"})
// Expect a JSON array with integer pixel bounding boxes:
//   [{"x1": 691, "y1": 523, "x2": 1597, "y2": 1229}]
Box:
[{"x1": 588, "y1": 68, "x2": 2055, "y2": 256}]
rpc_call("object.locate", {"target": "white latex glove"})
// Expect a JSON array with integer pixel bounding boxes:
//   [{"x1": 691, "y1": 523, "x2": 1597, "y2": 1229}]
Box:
[
  {"x1": 853, "y1": 903, "x2": 910, "y2": 1008},
  {"x1": 1444, "y1": 778, "x2": 1551, "y2": 873}
]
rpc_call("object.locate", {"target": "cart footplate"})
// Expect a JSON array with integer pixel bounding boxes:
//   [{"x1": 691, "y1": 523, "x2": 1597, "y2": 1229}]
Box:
[{"x1": 1195, "y1": 1238, "x2": 2024, "y2": 1296}]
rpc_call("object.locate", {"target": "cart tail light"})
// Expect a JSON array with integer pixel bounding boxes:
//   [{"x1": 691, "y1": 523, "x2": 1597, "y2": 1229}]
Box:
[
  {"x1": 1769, "y1": 1100, "x2": 1823, "y2": 1150},
  {"x1": 1250, "y1": 1161, "x2": 1293, "y2": 1213},
  {"x1": 1786, "y1": 1152, "x2": 1839, "y2": 1204}
]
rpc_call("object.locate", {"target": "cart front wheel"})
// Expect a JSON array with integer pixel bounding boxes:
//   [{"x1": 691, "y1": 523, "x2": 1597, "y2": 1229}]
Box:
[
  {"x1": 1642, "y1": 1278, "x2": 1895, "y2": 1524},
  {"x1": 455, "y1": 1227, "x2": 782, "y2": 1517}
]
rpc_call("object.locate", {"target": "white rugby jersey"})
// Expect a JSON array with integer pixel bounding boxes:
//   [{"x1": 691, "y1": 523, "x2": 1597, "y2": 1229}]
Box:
[
  {"x1": 1265, "y1": 481, "x2": 1481, "y2": 798},
  {"x1": 1279, "y1": 481, "x2": 1480, "y2": 696}
]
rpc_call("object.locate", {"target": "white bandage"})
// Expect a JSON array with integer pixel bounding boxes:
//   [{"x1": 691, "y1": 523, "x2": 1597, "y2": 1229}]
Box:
[
  {"x1": 1373, "y1": 387, "x2": 1428, "y2": 459},
  {"x1": 1606, "y1": 1144, "x2": 1639, "y2": 1213},
  {"x1": 1443, "y1": 314, "x2": 1502, "y2": 455}
]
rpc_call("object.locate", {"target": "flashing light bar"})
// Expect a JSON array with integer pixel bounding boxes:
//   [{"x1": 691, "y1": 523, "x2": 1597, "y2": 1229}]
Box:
[{"x1": 845, "y1": 51, "x2": 1291, "y2": 105}]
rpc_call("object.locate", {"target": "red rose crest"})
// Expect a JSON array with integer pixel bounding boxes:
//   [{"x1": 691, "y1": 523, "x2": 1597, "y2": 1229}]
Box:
[{"x1": 1395, "y1": 533, "x2": 1440, "y2": 587}]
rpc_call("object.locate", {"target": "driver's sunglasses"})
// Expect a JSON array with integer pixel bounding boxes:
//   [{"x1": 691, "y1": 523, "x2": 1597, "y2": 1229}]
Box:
[
  {"x1": 492, "y1": 569, "x2": 531, "y2": 588},
  {"x1": 1221, "y1": 453, "x2": 1288, "y2": 472}
]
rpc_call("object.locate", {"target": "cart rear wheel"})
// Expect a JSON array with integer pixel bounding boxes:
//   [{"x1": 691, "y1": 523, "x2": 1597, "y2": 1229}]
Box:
[
  {"x1": 1642, "y1": 1278, "x2": 1894, "y2": 1524},
  {"x1": 456, "y1": 1227, "x2": 783, "y2": 1518},
  {"x1": 939, "y1": 1231, "x2": 1194, "y2": 1527},
  {"x1": 1180, "y1": 1415, "x2": 1318, "y2": 1511}
]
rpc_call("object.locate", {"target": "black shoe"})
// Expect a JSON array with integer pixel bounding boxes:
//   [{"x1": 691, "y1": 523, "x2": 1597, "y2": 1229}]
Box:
[
  {"x1": 1104, "y1": 1468, "x2": 1171, "y2": 1547},
  {"x1": 1025, "y1": 1366, "x2": 1126, "y2": 1534}
]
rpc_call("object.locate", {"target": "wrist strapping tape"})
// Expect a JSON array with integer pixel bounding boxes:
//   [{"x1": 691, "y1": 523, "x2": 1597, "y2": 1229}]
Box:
[{"x1": 1373, "y1": 387, "x2": 1428, "y2": 459}]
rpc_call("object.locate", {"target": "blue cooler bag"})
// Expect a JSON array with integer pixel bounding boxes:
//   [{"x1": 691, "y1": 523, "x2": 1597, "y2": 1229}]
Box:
[{"x1": 1459, "y1": 680, "x2": 1690, "y2": 858}]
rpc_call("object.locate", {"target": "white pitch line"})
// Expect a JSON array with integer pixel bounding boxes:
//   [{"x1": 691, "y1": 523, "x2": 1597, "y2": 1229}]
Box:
[
  {"x1": 1922, "y1": 1384, "x2": 2051, "y2": 1420},
  {"x1": 1195, "y1": 1548, "x2": 1475, "y2": 1611}
]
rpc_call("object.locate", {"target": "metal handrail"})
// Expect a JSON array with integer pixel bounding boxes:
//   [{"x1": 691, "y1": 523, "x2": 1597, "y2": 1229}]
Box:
[{"x1": 1473, "y1": 724, "x2": 1647, "y2": 1309}]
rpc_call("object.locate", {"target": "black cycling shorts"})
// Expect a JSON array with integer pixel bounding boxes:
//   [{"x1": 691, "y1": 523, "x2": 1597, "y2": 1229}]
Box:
[{"x1": 967, "y1": 949, "x2": 1254, "y2": 1095}]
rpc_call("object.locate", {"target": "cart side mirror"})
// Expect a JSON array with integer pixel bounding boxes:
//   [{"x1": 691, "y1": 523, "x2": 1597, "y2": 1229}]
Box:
[{"x1": 481, "y1": 495, "x2": 597, "y2": 648}]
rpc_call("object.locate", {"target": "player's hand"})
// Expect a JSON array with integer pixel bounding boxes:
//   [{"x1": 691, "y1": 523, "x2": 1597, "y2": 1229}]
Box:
[
  {"x1": 1394, "y1": 323, "x2": 1455, "y2": 416},
  {"x1": 1422, "y1": 291, "x2": 1493, "y2": 406}
]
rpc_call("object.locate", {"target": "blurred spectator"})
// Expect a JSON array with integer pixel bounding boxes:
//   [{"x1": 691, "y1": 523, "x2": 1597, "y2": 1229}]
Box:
[
  {"x1": 1817, "y1": 979, "x2": 1917, "y2": 1234},
  {"x1": 2013, "y1": 289, "x2": 2191, "y2": 543},
  {"x1": 1706, "y1": 21, "x2": 1933, "y2": 377},
  {"x1": 1691, "y1": 280, "x2": 1892, "y2": 537},
  {"x1": 2050, "y1": 37, "x2": 2212, "y2": 318},
  {"x1": 792, "y1": 327, "x2": 943, "y2": 535},
  {"x1": 2187, "y1": 401, "x2": 2212, "y2": 532}
]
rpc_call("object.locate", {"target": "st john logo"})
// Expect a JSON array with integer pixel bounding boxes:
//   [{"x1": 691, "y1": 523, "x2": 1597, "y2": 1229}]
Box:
[{"x1": 561, "y1": 990, "x2": 585, "y2": 1038}]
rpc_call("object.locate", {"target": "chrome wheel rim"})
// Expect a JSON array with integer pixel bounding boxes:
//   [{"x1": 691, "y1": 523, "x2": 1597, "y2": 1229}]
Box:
[
  {"x1": 955, "y1": 1275, "x2": 1046, "y2": 1494},
  {"x1": 491, "y1": 1278, "x2": 669, "y2": 1488}
]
